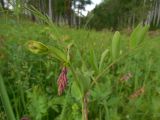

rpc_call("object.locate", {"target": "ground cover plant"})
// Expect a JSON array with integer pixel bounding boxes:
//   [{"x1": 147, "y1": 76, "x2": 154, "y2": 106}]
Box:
[{"x1": 1, "y1": 16, "x2": 160, "y2": 120}]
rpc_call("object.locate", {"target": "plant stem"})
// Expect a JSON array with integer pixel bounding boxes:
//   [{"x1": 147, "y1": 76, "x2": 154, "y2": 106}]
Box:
[
  {"x1": 0, "y1": 74, "x2": 16, "y2": 120},
  {"x1": 82, "y1": 93, "x2": 88, "y2": 120},
  {"x1": 60, "y1": 90, "x2": 70, "y2": 120},
  {"x1": 68, "y1": 63, "x2": 89, "y2": 120}
]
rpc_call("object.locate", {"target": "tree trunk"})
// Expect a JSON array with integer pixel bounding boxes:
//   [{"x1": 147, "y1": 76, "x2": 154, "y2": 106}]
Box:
[
  {"x1": 48, "y1": 0, "x2": 52, "y2": 20},
  {"x1": 0, "y1": 0, "x2": 5, "y2": 9},
  {"x1": 65, "y1": 0, "x2": 72, "y2": 26},
  {"x1": 132, "y1": 13, "x2": 135, "y2": 28},
  {"x1": 156, "y1": 2, "x2": 160, "y2": 26}
]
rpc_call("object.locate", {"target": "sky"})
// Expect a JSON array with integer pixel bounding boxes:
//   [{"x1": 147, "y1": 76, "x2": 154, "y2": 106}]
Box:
[
  {"x1": 83, "y1": 0, "x2": 102, "y2": 16},
  {"x1": 3, "y1": 0, "x2": 103, "y2": 16}
]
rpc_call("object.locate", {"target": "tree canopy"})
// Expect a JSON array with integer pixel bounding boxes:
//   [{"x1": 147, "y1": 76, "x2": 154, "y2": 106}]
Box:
[
  {"x1": 1, "y1": 0, "x2": 160, "y2": 29},
  {"x1": 87, "y1": 0, "x2": 154, "y2": 30}
]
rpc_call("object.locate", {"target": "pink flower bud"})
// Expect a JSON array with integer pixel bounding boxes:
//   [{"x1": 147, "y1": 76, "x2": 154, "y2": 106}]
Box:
[{"x1": 57, "y1": 67, "x2": 68, "y2": 95}]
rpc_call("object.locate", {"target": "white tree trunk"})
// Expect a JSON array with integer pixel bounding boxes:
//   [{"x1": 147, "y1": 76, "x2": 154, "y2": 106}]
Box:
[
  {"x1": 156, "y1": 3, "x2": 160, "y2": 26},
  {"x1": 48, "y1": 0, "x2": 52, "y2": 20}
]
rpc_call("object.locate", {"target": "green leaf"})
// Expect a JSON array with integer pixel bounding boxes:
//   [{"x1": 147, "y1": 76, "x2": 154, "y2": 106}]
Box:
[
  {"x1": 48, "y1": 96, "x2": 65, "y2": 112},
  {"x1": 71, "y1": 81, "x2": 82, "y2": 100},
  {"x1": 0, "y1": 74, "x2": 16, "y2": 120},
  {"x1": 27, "y1": 87, "x2": 48, "y2": 120},
  {"x1": 111, "y1": 31, "x2": 121, "y2": 61},
  {"x1": 76, "y1": 66, "x2": 93, "y2": 94},
  {"x1": 49, "y1": 46, "x2": 68, "y2": 63},
  {"x1": 130, "y1": 24, "x2": 149, "y2": 49},
  {"x1": 99, "y1": 49, "x2": 109, "y2": 70},
  {"x1": 90, "y1": 82, "x2": 111, "y2": 101},
  {"x1": 89, "y1": 49, "x2": 99, "y2": 73}
]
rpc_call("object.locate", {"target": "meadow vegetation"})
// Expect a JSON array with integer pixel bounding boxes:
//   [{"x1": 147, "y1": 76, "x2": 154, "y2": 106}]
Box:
[{"x1": 1, "y1": 16, "x2": 160, "y2": 120}]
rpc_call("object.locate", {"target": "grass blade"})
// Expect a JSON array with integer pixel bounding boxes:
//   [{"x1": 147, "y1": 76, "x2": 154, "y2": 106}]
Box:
[{"x1": 0, "y1": 74, "x2": 16, "y2": 120}]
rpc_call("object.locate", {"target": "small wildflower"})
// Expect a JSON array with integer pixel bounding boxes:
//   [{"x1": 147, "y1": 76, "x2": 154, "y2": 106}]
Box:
[
  {"x1": 129, "y1": 87, "x2": 145, "y2": 99},
  {"x1": 57, "y1": 67, "x2": 68, "y2": 95}
]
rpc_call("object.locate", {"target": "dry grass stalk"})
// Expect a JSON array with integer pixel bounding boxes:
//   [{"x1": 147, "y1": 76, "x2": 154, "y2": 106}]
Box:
[{"x1": 129, "y1": 87, "x2": 145, "y2": 99}]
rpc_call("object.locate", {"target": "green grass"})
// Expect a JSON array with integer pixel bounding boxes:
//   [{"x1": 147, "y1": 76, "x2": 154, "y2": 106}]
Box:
[{"x1": 1, "y1": 17, "x2": 160, "y2": 120}]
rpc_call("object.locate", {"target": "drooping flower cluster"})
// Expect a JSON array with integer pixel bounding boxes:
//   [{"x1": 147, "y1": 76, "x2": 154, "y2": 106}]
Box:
[
  {"x1": 21, "y1": 116, "x2": 30, "y2": 120},
  {"x1": 57, "y1": 67, "x2": 68, "y2": 95}
]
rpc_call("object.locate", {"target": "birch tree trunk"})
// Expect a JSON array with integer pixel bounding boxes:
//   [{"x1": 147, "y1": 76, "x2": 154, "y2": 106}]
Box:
[
  {"x1": 156, "y1": 2, "x2": 160, "y2": 26},
  {"x1": 48, "y1": 0, "x2": 52, "y2": 20}
]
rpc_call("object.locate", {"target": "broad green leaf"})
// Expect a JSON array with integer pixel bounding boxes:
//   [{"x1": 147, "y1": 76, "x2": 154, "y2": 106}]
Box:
[
  {"x1": 76, "y1": 66, "x2": 93, "y2": 94},
  {"x1": 71, "y1": 81, "x2": 82, "y2": 100},
  {"x1": 99, "y1": 49, "x2": 109, "y2": 70},
  {"x1": 111, "y1": 31, "x2": 121, "y2": 61},
  {"x1": 130, "y1": 24, "x2": 149, "y2": 49},
  {"x1": 49, "y1": 46, "x2": 68, "y2": 63},
  {"x1": 137, "y1": 25, "x2": 149, "y2": 45},
  {"x1": 89, "y1": 49, "x2": 98, "y2": 73}
]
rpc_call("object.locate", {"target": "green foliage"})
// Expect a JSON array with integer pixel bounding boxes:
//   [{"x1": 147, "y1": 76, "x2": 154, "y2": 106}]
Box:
[
  {"x1": 26, "y1": 40, "x2": 68, "y2": 63},
  {"x1": 26, "y1": 40, "x2": 49, "y2": 54},
  {"x1": 0, "y1": 75, "x2": 16, "y2": 120},
  {"x1": 27, "y1": 86, "x2": 48, "y2": 120},
  {"x1": 71, "y1": 81, "x2": 82, "y2": 100},
  {"x1": 87, "y1": 0, "x2": 152, "y2": 30},
  {"x1": 49, "y1": 46, "x2": 68, "y2": 63},
  {"x1": 99, "y1": 49, "x2": 109, "y2": 71},
  {"x1": 111, "y1": 31, "x2": 121, "y2": 61},
  {"x1": 1, "y1": 18, "x2": 160, "y2": 120},
  {"x1": 130, "y1": 24, "x2": 149, "y2": 49}
]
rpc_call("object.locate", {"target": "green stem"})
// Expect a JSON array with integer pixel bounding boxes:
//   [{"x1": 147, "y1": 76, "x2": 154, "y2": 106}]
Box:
[
  {"x1": 82, "y1": 94, "x2": 88, "y2": 120},
  {"x1": 69, "y1": 63, "x2": 88, "y2": 120},
  {"x1": 82, "y1": 97, "x2": 85, "y2": 120},
  {"x1": 0, "y1": 74, "x2": 16, "y2": 120},
  {"x1": 60, "y1": 90, "x2": 69, "y2": 120}
]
